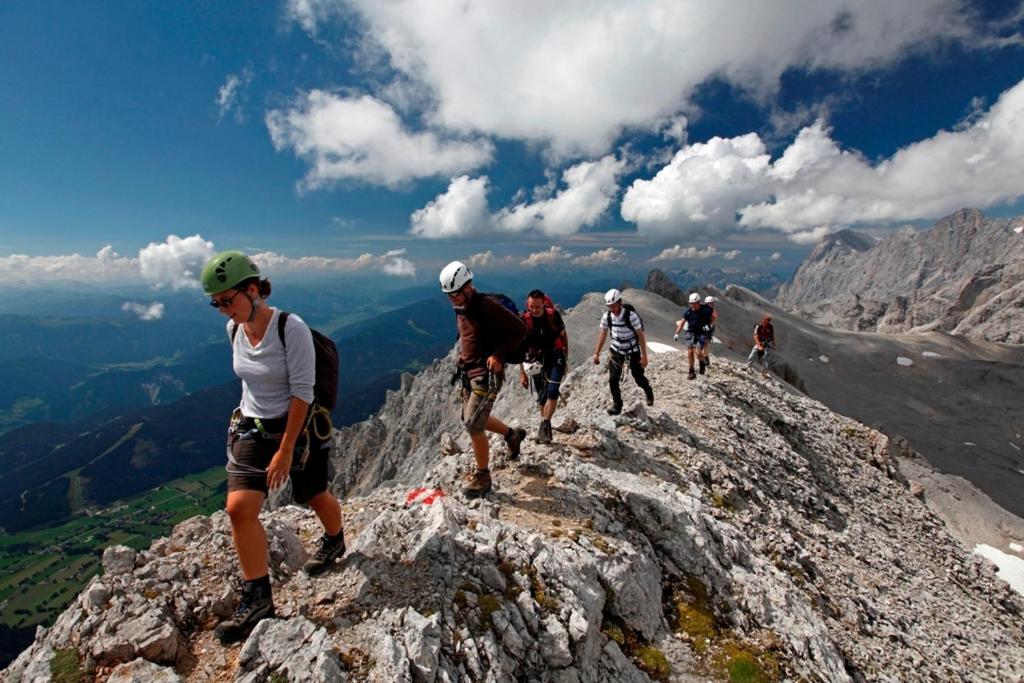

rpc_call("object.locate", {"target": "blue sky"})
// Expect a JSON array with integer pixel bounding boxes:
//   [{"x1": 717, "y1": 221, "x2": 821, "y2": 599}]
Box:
[{"x1": 2, "y1": 0, "x2": 1023, "y2": 287}]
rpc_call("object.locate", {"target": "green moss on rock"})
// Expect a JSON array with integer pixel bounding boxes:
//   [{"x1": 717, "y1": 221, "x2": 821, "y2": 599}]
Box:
[{"x1": 50, "y1": 648, "x2": 83, "y2": 683}]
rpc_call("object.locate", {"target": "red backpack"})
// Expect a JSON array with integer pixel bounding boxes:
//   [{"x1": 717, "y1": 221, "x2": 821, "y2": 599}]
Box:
[{"x1": 522, "y1": 294, "x2": 567, "y2": 351}]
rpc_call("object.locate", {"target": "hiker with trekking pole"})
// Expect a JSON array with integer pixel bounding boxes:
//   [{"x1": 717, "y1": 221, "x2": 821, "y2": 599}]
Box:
[
  {"x1": 201, "y1": 251, "x2": 346, "y2": 645},
  {"x1": 441, "y1": 261, "x2": 528, "y2": 498},
  {"x1": 592, "y1": 289, "x2": 654, "y2": 415}
]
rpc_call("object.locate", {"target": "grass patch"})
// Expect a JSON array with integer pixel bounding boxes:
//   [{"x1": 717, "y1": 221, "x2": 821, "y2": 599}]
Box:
[
  {"x1": 665, "y1": 575, "x2": 783, "y2": 682},
  {"x1": 49, "y1": 648, "x2": 83, "y2": 683},
  {"x1": 601, "y1": 612, "x2": 671, "y2": 682},
  {"x1": 671, "y1": 575, "x2": 717, "y2": 654},
  {"x1": 479, "y1": 594, "x2": 502, "y2": 620},
  {"x1": 524, "y1": 565, "x2": 560, "y2": 613},
  {"x1": 714, "y1": 641, "x2": 781, "y2": 683}
]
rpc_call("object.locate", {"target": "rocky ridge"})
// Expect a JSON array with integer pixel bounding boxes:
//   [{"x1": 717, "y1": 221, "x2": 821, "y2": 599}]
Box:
[
  {"x1": 776, "y1": 209, "x2": 1024, "y2": 343},
  {"x1": 5, "y1": 333, "x2": 1024, "y2": 680}
]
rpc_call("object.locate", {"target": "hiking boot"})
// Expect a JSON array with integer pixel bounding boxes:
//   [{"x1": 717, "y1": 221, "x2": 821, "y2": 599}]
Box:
[
  {"x1": 645, "y1": 389, "x2": 655, "y2": 407},
  {"x1": 704, "y1": 356, "x2": 711, "y2": 367},
  {"x1": 535, "y1": 420, "x2": 553, "y2": 444},
  {"x1": 505, "y1": 427, "x2": 526, "y2": 460},
  {"x1": 607, "y1": 404, "x2": 622, "y2": 415},
  {"x1": 214, "y1": 582, "x2": 274, "y2": 645},
  {"x1": 698, "y1": 359, "x2": 707, "y2": 375},
  {"x1": 687, "y1": 369, "x2": 696, "y2": 380},
  {"x1": 463, "y1": 470, "x2": 492, "y2": 498},
  {"x1": 303, "y1": 531, "x2": 346, "y2": 576}
]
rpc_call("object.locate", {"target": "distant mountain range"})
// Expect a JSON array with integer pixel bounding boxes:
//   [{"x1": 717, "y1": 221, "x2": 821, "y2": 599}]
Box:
[
  {"x1": 777, "y1": 209, "x2": 1024, "y2": 343},
  {"x1": 0, "y1": 297, "x2": 459, "y2": 531}
]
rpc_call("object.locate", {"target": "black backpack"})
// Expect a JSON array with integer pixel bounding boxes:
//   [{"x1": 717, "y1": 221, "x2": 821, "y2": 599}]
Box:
[
  {"x1": 606, "y1": 302, "x2": 643, "y2": 334},
  {"x1": 231, "y1": 312, "x2": 340, "y2": 411}
]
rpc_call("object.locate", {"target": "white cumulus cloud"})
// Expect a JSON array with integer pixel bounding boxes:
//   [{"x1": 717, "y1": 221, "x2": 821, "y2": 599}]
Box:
[
  {"x1": 496, "y1": 156, "x2": 625, "y2": 236},
  {"x1": 121, "y1": 301, "x2": 165, "y2": 321},
  {"x1": 571, "y1": 248, "x2": 627, "y2": 267},
  {"x1": 521, "y1": 246, "x2": 573, "y2": 268},
  {"x1": 411, "y1": 155, "x2": 625, "y2": 238},
  {"x1": 622, "y1": 134, "x2": 772, "y2": 240},
  {"x1": 0, "y1": 246, "x2": 138, "y2": 283},
  {"x1": 293, "y1": 1, "x2": 989, "y2": 155},
  {"x1": 650, "y1": 245, "x2": 724, "y2": 261},
  {"x1": 624, "y1": 77, "x2": 1024, "y2": 241},
  {"x1": 722, "y1": 249, "x2": 742, "y2": 260},
  {"x1": 266, "y1": 91, "x2": 493, "y2": 189},
  {"x1": 139, "y1": 235, "x2": 217, "y2": 290},
  {"x1": 770, "y1": 252, "x2": 782, "y2": 261},
  {"x1": 410, "y1": 175, "x2": 492, "y2": 238},
  {"x1": 464, "y1": 251, "x2": 517, "y2": 269},
  {"x1": 250, "y1": 248, "x2": 415, "y2": 277}
]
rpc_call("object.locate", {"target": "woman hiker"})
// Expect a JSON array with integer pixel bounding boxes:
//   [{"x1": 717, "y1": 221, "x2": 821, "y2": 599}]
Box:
[{"x1": 201, "y1": 250, "x2": 346, "y2": 645}]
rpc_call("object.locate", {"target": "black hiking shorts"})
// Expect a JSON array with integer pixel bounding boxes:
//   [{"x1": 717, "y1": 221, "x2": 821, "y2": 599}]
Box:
[{"x1": 226, "y1": 414, "x2": 331, "y2": 505}]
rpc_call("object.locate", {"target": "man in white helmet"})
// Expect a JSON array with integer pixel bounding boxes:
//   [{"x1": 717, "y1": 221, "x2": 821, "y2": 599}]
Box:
[
  {"x1": 440, "y1": 261, "x2": 528, "y2": 498},
  {"x1": 701, "y1": 295, "x2": 718, "y2": 367},
  {"x1": 673, "y1": 292, "x2": 713, "y2": 379},
  {"x1": 592, "y1": 289, "x2": 654, "y2": 415}
]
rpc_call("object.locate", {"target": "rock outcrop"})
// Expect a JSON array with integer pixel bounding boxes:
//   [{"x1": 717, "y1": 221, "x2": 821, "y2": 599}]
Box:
[
  {"x1": 6, "y1": 339, "x2": 1023, "y2": 681},
  {"x1": 776, "y1": 209, "x2": 1024, "y2": 343}
]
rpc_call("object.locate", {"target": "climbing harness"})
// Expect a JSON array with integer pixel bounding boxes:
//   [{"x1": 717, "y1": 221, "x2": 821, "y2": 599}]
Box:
[
  {"x1": 226, "y1": 403, "x2": 330, "y2": 476},
  {"x1": 465, "y1": 370, "x2": 500, "y2": 427}
]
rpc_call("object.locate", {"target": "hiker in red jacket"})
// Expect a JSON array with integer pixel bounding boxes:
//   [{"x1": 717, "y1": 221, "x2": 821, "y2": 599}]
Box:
[
  {"x1": 746, "y1": 313, "x2": 776, "y2": 377},
  {"x1": 518, "y1": 289, "x2": 569, "y2": 444},
  {"x1": 441, "y1": 261, "x2": 528, "y2": 498}
]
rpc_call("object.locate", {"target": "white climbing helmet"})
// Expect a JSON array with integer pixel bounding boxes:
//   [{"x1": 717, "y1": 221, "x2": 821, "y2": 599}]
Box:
[
  {"x1": 688, "y1": 292, "x2": 701, "y2": 303},
  {"x1": 704, "y1": 295, "x2": 716, "y2": 304},
  {"x1": 604, "y1": 288, "x2": 622, "y2": 305},
  {"x1": 522, "y1": 360, "x2": 543, "y2": 377},
  {"x1": 439, "y1": 261, "x2": 473, "y2": 293}
]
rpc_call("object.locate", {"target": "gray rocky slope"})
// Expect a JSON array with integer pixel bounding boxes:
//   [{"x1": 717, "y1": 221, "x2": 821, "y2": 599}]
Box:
[
  {"x1": 5, "y1": 292, "x2": 1024, "y2": 682},
  {"x1": 776, "y1": 209, "x2": 1024, "y2": 343},
  {"x1": 646, "y1": 276, "x2": 1024, "y2": 521}
]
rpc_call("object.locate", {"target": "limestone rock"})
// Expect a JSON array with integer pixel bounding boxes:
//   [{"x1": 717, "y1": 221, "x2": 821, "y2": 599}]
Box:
[
  {"x1": 102, "y1": 545, "x2": 137, "y2": 576},
  {"x1": 777, "y1": 209, "x2": 1024, "y2": 343},
  {"x1": 106, "y1": 657, "x2": 182, "y2": 683},
  {"x1": 236, "y1": 617, "x2": 345, "y2": 683}
]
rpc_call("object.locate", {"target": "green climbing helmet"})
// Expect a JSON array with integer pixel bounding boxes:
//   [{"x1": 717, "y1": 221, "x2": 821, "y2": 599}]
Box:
[{"x1": 201, "y1": 251, "x2": 260, "y2": 295}]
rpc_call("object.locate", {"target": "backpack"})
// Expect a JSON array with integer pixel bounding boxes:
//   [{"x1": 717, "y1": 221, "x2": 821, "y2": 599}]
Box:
[
  {"x1": 606, "y1": 302, "x2": 643, "y2": 335},
  {"x1": 482, "y1": 292, "x2": 518, "y2": 315},
  {"x1": 231, "y1": 312, "x2": 340, "y2": 411},
  {"x1": 522, "y1": 294, "x2": 566, "y2": 351}
]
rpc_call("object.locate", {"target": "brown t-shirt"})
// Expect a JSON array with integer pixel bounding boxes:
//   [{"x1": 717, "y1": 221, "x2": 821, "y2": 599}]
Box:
[{"x1": 456, "y1": 292, "x2": 528, "y2": 377}]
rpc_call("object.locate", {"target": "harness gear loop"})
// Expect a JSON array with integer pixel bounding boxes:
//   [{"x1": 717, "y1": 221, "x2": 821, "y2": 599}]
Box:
[{"x1": 308, "y1": 403, "x2": 333, "y2": 441}]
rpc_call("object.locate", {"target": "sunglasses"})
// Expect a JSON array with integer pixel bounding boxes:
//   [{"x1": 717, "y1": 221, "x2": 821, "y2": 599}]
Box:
[
  {"x1": 209, "y1": 290, "x2": 243, "y2": 308},
  {"x1": 446, "y1": 287, "x2": 467, "y2": 299}
]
